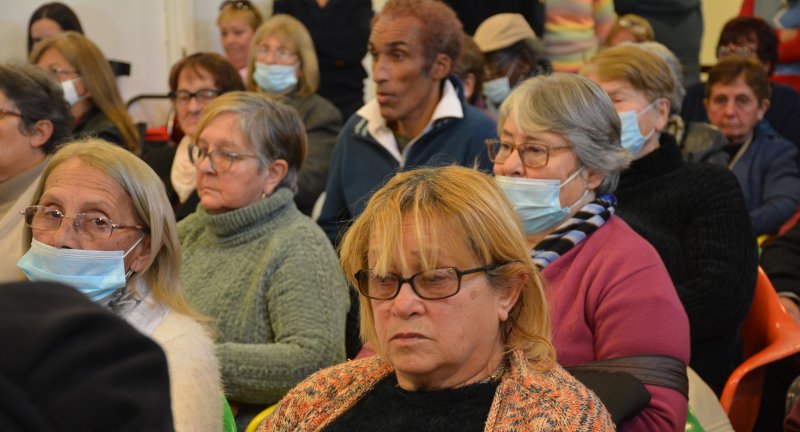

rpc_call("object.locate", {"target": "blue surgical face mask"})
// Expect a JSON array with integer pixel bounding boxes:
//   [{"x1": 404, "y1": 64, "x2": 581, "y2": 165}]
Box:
[
  {"x1": 618, "y1": 100, "x2": 659, "y2": 157},
  {"x1": 495, "y1": 169, "x2": 587, "y2": 235},
  {"x1": 253, "y1": 61, "x2": 298, "y2": 93},
  {"x1": 483, "y1": 57, "x2": 519, "y2": 107},
  {"x1": 17, "y1": 237, "x2": 144, "y2": 302}
]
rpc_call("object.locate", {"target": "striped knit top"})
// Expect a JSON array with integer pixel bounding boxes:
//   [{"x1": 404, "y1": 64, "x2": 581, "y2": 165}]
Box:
[{"x1": 544, "y1": 0, "x2": 616, "y2": 72}]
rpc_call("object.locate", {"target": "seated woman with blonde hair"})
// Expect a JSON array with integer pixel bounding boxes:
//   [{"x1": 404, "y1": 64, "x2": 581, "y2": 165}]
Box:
[
  {"x1": 246, "y1": 14, "x2": 341, "y2": 215},
  {"x1": 17, "y1": 139, "x2": 222, "y2": 431},
  {"x1": 30, "y1": 32, "x2": 140, "y2": 153},
  {"x1": 261, "y1": 165, "x2": 613, "y2": 431}
]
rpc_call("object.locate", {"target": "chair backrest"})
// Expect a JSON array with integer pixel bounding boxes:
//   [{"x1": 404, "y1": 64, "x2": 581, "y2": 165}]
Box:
[
  {"x1": 222, "y1": 397, "x2": 236, "y2": 432},
  {"x1": 720, "y1": 267, "x2": 800, "y2": 431}
]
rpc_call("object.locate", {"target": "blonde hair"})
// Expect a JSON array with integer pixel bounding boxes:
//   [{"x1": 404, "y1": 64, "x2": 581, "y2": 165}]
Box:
[
  {"x1": 580, "y1": 44, "x2": 675, "y2": 106},
  {"x1": 339, "y1": 165, "x2": 555, "y2": 368},
  {"x1": 24, "y1": 139, "x2": 202, "y2": 321},
  {"x1": 246, "y1": 14, "x2": 320, "y2": 97},
  {"x1": 217, "y1": 1, "x2": 263, "y2": 31},
  {"x1": 29, "y1": 32, "x2": 140, "y2": 154},
  {"x1": 604, "y1": 14, "x2": 654, "y2": 47}
]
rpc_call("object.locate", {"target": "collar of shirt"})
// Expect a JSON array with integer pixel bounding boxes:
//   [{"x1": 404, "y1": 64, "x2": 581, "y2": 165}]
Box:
[{"x1": 356, "y1": 79, "x2": 464, "y2": 165}]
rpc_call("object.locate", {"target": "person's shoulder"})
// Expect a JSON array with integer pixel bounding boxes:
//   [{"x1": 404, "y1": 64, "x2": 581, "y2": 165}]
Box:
[
  {"x1": 755, "y1": 122, "x2": 796, "y2": 148},
  {"x1": 460, "y1": 103, "x2": 497, "y2": 132},
  {"x1": 176, "y1": 211, "x2": 205, "y2": 243},
  {"x1": 588, "y1": 215, "x2": 662, "y2": 260},
  {"x1": 293, "y1": 93, "x2": 343, "y2": 124},
  {"x1": 153, "y1": 309, "x2": 214, "y2": 349},
  {"x1": 275, "y1": 207, "x2": 335, "y2": 247},
  {"x1": 771, "y1": 81, "x2": 800, "y2": 100},
  {"x1": 508, "y1": 364, "x2": 613, "y2": 430},
  {"x1": 282, "y1": 357, "x2": 389, "y2": 405}
]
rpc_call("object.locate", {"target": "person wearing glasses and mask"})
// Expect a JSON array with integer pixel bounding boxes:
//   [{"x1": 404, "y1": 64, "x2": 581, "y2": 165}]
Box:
[
  {"x1": 217, "y1": 0, "x2": 263, "y2": 79},
  {"x1": 30, "y1": 32, "x2": 140, "y2": 154},
  {"x1": 473, "y1": 13, "x2": 552, "y2": 110},
  {"x1": 246, "y1": 14, "x2": 342, "y2": 216},
  {"x1": 0, "y1": 64, "x2": 71, "y2": 283},
  {"x1": 177, "y1": 92, "x2": 348, "y2": 429},
  {"x1": 582, "y1": 45, "x2": 758, "y2": 395},
  {"x1": 16, "y1": 139, "x2": 223, "y2": 432},
  {"x1": 145, "y1": 52, "x2": 244, "y2": 222},
  {"x1": 261, "y1": 165, "x2": 613, "y2": 431},
  {"x1": 491, "y1": 73, "x2": 690, "y2": 431}
]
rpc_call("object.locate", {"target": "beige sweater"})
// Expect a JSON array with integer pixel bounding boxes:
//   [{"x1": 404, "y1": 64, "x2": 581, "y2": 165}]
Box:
[{"x1": 152, "y1": 310, "x2": 223, "y2": 432}]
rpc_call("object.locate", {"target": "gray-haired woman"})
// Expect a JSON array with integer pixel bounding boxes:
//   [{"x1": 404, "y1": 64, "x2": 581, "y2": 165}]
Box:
[
  {"x1": 177, "y1": 91, "x2": 349, "y2": 429},
  {"x1": 491, "y1": 73, "x2": 691, "y2": 430}
]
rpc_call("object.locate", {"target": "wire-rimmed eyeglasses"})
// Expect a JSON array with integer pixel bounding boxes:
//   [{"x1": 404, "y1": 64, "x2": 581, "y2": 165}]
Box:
[
  {"x1": 188, "y1": 143, "x2": 261, "y2": 173},
  {"x1": 21, "y1": 206, "x2": 147, "y2": 239}
]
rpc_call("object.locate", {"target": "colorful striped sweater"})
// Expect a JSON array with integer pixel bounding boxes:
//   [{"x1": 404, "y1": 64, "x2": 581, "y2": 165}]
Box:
[
  {"x1": 260, "y1": 350, "x2": 614, "y2": 431},
  {"x1": 544, "y1": 0, "x2": 616, "y2": 73}
]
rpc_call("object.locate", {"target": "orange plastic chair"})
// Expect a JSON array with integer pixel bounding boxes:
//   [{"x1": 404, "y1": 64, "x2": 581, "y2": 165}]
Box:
[{"x1": 720, "y1": 267, "x2": 800, "y2": 431}]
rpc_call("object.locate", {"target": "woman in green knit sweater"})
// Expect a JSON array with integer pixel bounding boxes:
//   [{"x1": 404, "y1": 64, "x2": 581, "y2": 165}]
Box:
[{"x1": 177, "y1": 92, "x2": 349, "y2": 429}]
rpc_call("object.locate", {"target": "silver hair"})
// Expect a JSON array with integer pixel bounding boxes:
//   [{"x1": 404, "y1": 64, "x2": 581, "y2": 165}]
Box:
[
  {"x1": 196, "y1": 91, "x2": 307, "y2": 193},
  {"x1": 633, "y1": 42, "x2": 685, "y2": 114},
  {"x1": 498, "y1": 73, "x2": 632, "y2": 195}
]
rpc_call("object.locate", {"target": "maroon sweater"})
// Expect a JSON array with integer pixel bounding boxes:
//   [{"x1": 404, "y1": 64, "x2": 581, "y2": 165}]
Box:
[{"x1": 542, "y1": 215, "x2": 691, "y2": 431}]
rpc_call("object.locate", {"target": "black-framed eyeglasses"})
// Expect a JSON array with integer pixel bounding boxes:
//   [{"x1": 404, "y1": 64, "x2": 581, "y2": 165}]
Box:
[
  {"x1": 0, "y1": 108, "x2": 22, "y2": 121},
  {"x1": 486, "y1": 139, "x2": 572, "y2": 169},
  {"x1": 188, "y1": 143, "x2": 260, "y2": 173},
  {"x1": 170, "y1": 89, "x2": 220, "y2": 106},
  {"x1": 354, "y1": 262, "x2": 510, "y2": 301},
  {"x1": 21, "y1": 206, "x2": 147, "y2": 239},
  {"x1": 219, "y1": 0, "x2": 253, "y2": 11}
]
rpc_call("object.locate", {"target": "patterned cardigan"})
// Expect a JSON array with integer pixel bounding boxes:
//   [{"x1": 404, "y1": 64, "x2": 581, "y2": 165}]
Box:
[{"x1": 260, "y1": 350, "x2": 614, "y2": 431}]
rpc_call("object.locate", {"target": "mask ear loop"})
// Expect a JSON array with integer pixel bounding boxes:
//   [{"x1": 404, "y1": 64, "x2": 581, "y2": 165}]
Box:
[
  {"x1": 122, "y1": 234, "x2": 147, "y2": 280},
  {"x1": 637, "y1": 98, "x2": 665, "y2": 143},
  {"x1": 562, "y1": 167, "x2": 591, "y2": 212}
]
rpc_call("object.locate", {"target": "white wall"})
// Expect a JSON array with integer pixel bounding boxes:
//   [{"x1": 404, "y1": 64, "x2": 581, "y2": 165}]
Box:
[
  {"x1": 0, "y1": 0, "x2": 280, "y2": 101},
  {"x1": 701, "y1": 0, "x2": 743, "y2": 69}
]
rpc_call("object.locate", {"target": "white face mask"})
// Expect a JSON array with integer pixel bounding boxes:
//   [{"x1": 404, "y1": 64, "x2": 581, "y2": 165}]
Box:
[{"x1": 61, "y1": 78, "x2": 86, "y2": 106}]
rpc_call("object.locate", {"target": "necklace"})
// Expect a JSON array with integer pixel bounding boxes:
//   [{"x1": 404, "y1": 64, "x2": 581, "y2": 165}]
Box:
[{"x1": 457, "y1": 360, "x2": 507, "y2": 388}]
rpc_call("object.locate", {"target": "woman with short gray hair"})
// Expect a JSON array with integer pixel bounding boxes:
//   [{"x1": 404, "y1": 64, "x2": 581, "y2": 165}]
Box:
[
  {"x1": 0, "y1": 63, "x2": 72, "y2": 282},
  {"x1": 491, "y1": 73, "x2": 691, "y2": 430},
  {"x1": 177, "y1": 91, "x2": 349, "y2": 429}
]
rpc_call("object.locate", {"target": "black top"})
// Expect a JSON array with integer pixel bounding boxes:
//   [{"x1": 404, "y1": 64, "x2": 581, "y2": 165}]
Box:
[
  {"x1": 615, "y1": 133, "x2": 758, "y2": 393},
  {"x1": 72, "y1": 105, "x2": 126, "y2": 149},
  {"x1": 323, "y1": 374, "x2": 499, "y2": 432},
  {"x1": 762, "y1": 220, "x2": 800, "y2": 298},
  {"x1": 0, "y1": 281, "x2": 173, "y2": 432},
  {"x1": 442, "y1": 0, "x2": 545, "y2": 36},
  {"x1": 273, "y1": 0, "x2": 372, "y2": 120}
]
